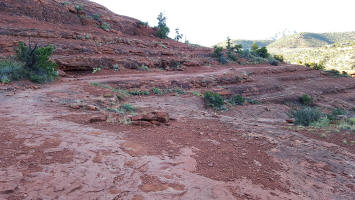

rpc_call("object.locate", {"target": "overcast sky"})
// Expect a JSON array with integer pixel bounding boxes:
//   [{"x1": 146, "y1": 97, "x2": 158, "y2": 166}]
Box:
[{"x1": 91, "y1": 0, "x2": 355, "y2": 47}]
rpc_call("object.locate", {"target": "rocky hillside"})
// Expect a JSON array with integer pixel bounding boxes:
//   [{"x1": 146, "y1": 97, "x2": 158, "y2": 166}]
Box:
[
  {"x1": 268, "y1": 32, "x2": 355, "y2": 48},
  {"x1": 0, "y1": 0, "x2": 213, "y2": 72}
]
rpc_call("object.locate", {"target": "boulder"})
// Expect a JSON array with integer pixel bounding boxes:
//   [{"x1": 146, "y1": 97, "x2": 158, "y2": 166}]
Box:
[{"x1": 89, "y1": 115, "x2": 107, "y2": 123}]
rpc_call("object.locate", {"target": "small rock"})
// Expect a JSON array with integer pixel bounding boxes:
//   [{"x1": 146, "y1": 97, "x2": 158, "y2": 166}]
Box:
[
  {"x1": 155, "y1": 112, "x2": 169, "y2": 123},
  {"x1": 69, "y1": 104, "x2": 80, "y2": 109},
  {"x1": 131, "y1": 121, "x2": 153, "y2": 127},
  {"x1": 286, "y1": 119, "x2": 295, "y2": 123},
  {"x1": 89, "y1": 115, "x2": 107, "y2": 123},
  {"x1": 151, "y1": 120, "x2": 161, "y2": 126},
  {"x1": 86, "y1": 105, "x2": 98, "y2": 111},
  {"x1": 208, "y1": 162, "x2": 214, "y2": 167},
  {"x1": 264, "y1": 107, "x2": 270, "y2": 111}
]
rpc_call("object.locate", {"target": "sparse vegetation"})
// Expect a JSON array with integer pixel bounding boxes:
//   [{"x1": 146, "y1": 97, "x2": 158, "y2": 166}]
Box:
[
  {"x1": 100, "y1": 22, "x2": 111, "y2": 31},
  {"x1": 8, "y1": 41, "x2": 58, "y2": 83},
  {"x1": 299, "y1": 94, "x2": 313, "y2": 106},
  {"x1": 129, "y1": 90, "x2": 150, "y2": 96},
  {"x1": 152, "y1": 87, "x2": 163, "y2": 95},
  {"x1": 156, "y1": 12, "x2": 170, "y2": 39},
  {"x1": 112, "y1": 64, "x2": 119, "y2": 71},
  {"x1": 292, "y1": 107, "x2": 323, "y2": 126},
  {"x1": 229, "y1": 94, "x2": 245, "y2": 105},
  {"x1": 304, "y1": 62, "x2": 325, "y2": 70},
  {"x1": 191, "y1": 91, "x2": 202, "y2": 96},
  {"x1": 92, "y1": 67, "x2": 101, "y2": 74},
  {"x1": 0, "y1": 59, "x2": 25, "y2": 83},
  {"x1": 213, "y1": 46, "x2": 228, "y2": 64},
  {"x1": 90, "y1": 82, "x2": 129, "y2": 97},
  {"x1": 120, "y1": 104, "x2": 135, "y2": 113},
  {"x1": 138, "y1": 65, "x2": 149, "y2": 71},
  {"x1": 203, "y1": 91, "x2": 225, "y2": 110}
]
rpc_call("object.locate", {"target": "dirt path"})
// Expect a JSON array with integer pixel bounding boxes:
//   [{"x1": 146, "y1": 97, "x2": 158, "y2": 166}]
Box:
[{"x1": 1, "y1": 64, "x2": 354, "y2": 200}]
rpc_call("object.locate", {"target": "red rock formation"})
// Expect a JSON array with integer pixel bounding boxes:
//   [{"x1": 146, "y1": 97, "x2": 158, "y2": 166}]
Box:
[{"x1": 0, "y1": 0, "x2": 213, "y2": 71}]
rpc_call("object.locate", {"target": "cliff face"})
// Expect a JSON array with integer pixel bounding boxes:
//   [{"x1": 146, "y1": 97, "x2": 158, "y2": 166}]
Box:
[{"x1": 0, "y1": 0, "x2": 212, "y2": 71}]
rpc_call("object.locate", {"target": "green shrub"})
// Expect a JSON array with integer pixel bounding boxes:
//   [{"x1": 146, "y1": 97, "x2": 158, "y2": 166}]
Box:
[
  {"x1": 120, "y1": 104, "x2": 135, "y2": 113},
  {"x1": 233, "y1": 44, "x2": 243, "y2": 52},
  {"x1": 191, "y1": 91, "x2": 202, "y2": 96},
  {"x1": 0, "y1": 59, "x2": 25, "y2": 83},
  {"x1": 246, "y1": 98, "x2": 260, "y2": 104},
  {"x1": 268, "y1": 57, "x2": 279, "y2": 66},
  {"x1": 138, "y1": 21, "x2": 149, "y2": 27},
  {"x1": 129, "y1": 90, "x2": 150, "y2": 96},
  {"x1": 229, "y1": 94, "x2": 245, "y2": 105},
  {"x1": 310, "y1": 117, "x2": 330, "y2": 128},
  {"x1": 203, "y1": 91, "x2": 225, "y2": 110},
  {"x1": 227, "y1": 51, "x2": 238, "y2": 62},
  {"x1": 152, "y1": 87, "x2": 163, "y2": 95},
  {"x1": 15, "y1": 42, "x2": 58, "y2": 83},
  {"x1": 92, "y1": 67, "x2": 101, "y2": 74},
  {"x1": 112, "y1": 64, "x2": 119, "y2": 71},
  {"x1": 304, "y1": 62, "x2": 325, "y2": 70},
  {"x1": 254, "y1": 47, "x2": 269, "y2": 58},
  {"x1": 138, "y1": 65, "x2": 149, "y2": 71},
  {"x1": 156, "y1": 13, "x2": 170, "y2": 39},
  {"x1": 299, "y1": 94, "x2": 313, "y2": 105},
  {"x1": 273, "y1": 55, "x2": 284, "y2": 62},
  {"x1": 292, "y1": 107, "x2": 323, "y2": 126},
  {"x1": 327, "y1": 108, "x2": 347, "y2": 120},
  {"x1": 213, "y1": 46, "x2": 223, "y2": 57},
  {"x1": 100, "y1": 22, "x2": 111, "y2": 31},
  {"x1": 92, "y1": 14, "x2": 102, "y2": 23}
]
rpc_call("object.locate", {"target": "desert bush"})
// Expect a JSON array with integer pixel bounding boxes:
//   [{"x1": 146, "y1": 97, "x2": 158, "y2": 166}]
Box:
[
  {"x1": 203, "y1": 91, "x2": 225, "y2": 110},
  {"x1": 273, "y1": 55, "x2": 284, "y2": 62},
  {"x1": 254, "y1": 47, "x2": 269, "y2": 58},
  {"x1": 129, "y1": 90, "x2": 150, "y2": 96},
  {"x1": 15, "y1": 42, "x2": 58, "y2": 83},
  {"x1": 0, "y1": 59, "x2": 25, "y2": 83},
  {"x1": 92, "y1": 67, "x2": 101, "y2": 74},
  {"x1": 268, "y1": 57, "x2": 279, "y2": 66},
  {"x1": 324, "y1": 69, "x2": 350, "y2": 77},
  {"x1": 304, "y1": 62, "x2": 325, "y2": 70},
  {"x1": 213, "y1": 46, "x2": 223, "y2": 57},
  {"x1": 152, "y1": 87, "x2": 163, "y2": 95},
  {"x1": 138, "y1": 65, "x2": 149, "y2": 71},
  {"x1": 112, "y1": 64, "x2": 119, "y2": 71},
  {"x1": 156, "y1": 13, "x2": 170, "y2": 39},
  {"x1": 233, "y1": 44, "x2": 243, "y2": 52},
  {"x1": 292, "y1": 107, "x2": 323, "y2": 126},
  {"x1": 299, "y1": 94, "x2": 313, "y2": 105},
  {"x1": 309, "y1": 117, "x2": 330, "y2": 128},
  {"x1": 100, "y1": 22, "x2": 111, "y2": 31},
  {"x1": 92, "y1": 14, "x2": 102, "y2": 23},
  {"x1": 229, "y1": 94, "x2": 245, "y2": 105},
  {"x1": 120, "y1": 104, "x2": 135, "y2": 113},
  {"x1": 227, "y1": 51, "x2": 238, "y2": 62},
  {"x1": 138, "y1": 21, "x2": 149, "y2": 27},
  {"x1": 326, "y1": 108, "x2": 347, "y2": 120}
]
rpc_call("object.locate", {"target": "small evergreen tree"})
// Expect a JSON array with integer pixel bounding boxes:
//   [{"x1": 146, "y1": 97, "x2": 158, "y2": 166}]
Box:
[
  {"x1": 226, "y1": 37, "x2": 232, "y2": 50},
  {"x1": 15, "y1": 42, "x2": 58, "y2": 83},
  {"x1": 174, "y1": 28, "x2": 183, "y2": 41},
  {"x1": 156, "y1": 12, "x2": 170, "y2": 39},
  {"x1": 251, "y1": 42, "x2": 259, "y2": 52}
]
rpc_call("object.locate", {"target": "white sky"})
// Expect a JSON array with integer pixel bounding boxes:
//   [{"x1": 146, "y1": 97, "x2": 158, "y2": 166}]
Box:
[{"x1": 91, "y1": 0, "x2": 355, "y2": 47}]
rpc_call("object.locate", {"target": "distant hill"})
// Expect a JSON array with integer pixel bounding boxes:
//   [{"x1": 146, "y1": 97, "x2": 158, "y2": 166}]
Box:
[
  {"x1": 216, "y1": 40, "x2": 273, "y2": 49},
  {"x1": 268, "y1": 32, "x2": 355, "y2": 48},
  {"x1": 267, "y1": 32, "x2": 355, "y2": 74}
]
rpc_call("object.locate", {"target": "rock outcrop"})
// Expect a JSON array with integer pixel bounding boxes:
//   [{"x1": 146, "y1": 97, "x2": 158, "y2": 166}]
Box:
[{"x1": 0, "y1": 0, "x2": 213, "y2": 71}]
